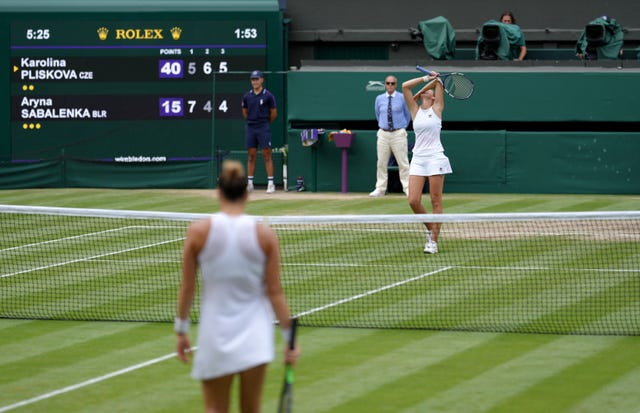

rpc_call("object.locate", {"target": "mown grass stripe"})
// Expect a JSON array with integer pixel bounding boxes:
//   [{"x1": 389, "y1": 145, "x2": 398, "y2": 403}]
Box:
[
  {"x1": 0, "y1": 322, "x2": 146, "y2": 379},
  {"x1": 486, "y1": 337, "x2": 640, "y2": 413},
  {"x1": 43, "y1": 358, "x2": 201, "y2": 413},
  {"x1": 566, "y1": 365, "x2": 640, "y2": 413},
  {"x1": 555, "y1": 199, "x2": 624, "y2": 212},
  {"x1": 397, "y1": 335, "x2": 626, "y2": 413},
  {"x1": 472, "y1": 198, "x2": 550, "y2": 213},
  {"x1": 0, "y1": 352, "x2": 178, "y2": 413},
  {"x1": 0, "y1": 319, "x2": 31, "y2": 331},
  {"x1": 262, "y1": 330, "x2": 500, "y2": 413},
  {"x1": 0, "y1": 324, "x2": 185, "y2": 411},
  {"x1": 331, "y1": 332, "x2": 559, "y2": 412}
]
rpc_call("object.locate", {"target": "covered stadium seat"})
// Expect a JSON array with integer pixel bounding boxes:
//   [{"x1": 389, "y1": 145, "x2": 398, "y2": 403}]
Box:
[
  {"x1": 476, "y1": 20, "x2": 526, "y2": 60},
  {"x1": 575, "y1": 16, "x2": 624, "y2": 60},
  {"x1": 417, "y1": 16, "x2": 456, "y2": 60}
]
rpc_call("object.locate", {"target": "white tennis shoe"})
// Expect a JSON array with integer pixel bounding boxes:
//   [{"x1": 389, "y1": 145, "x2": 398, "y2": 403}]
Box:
[
  {"x1": 266, "y1": 182, "x2": 276, "y2": 193},
  {"x1": 424, "y1": 240, "x2": 438, "y2": 254},
  {"x1": 424, "y1": 231, "x2": 438, "y2": 253}
]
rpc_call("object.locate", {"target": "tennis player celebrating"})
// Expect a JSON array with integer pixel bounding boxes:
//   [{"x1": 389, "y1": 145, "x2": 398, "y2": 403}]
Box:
[
  {"x1": 402, "y1": 73, "x2": 452, "y2": 254},
  {"x1": 175, "y1": 159, "x2": 300, "y2": 413}
]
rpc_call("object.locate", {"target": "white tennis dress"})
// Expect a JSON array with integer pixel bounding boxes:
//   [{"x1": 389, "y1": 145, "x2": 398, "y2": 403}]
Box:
[
  {"x1": 191, "y1": 212, "x2": 275, "y2": 380},
  {"x1": 410, "y1": 107, "x2": 453, "y2": 177}
]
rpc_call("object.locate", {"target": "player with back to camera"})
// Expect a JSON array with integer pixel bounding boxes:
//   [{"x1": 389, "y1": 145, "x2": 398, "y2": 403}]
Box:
[
  {"x1": 175, "y1": 159, "x2": 300, "y2": 413},
  {"x1": 402, "y1": 73, "x2": 452, "y2": 254}
]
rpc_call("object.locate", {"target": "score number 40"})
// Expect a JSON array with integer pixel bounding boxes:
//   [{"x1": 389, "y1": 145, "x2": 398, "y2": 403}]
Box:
[
  {"x1": 159, "y1": 60, "x2": 228, "y2": 78},
  {"x1": 160, "y1": 98, "x2": 229, "y2": 117}
]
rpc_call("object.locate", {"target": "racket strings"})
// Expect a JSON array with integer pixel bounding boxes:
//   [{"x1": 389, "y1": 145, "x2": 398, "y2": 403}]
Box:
[{"x1": 443, "y1": 74, "x2": 474, "y2": 99}]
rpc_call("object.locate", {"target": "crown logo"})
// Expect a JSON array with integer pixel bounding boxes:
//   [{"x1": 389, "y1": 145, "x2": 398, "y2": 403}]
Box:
[
  {"x1": 170, "y1": 27, "x2": 182, "y2": 40},
  {"x1": 97, "y1": 27, "x2": 109, "y2": 41}
]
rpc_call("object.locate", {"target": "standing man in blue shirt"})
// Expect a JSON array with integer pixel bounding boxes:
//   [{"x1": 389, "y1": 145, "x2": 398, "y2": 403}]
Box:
[
  {"x1": 370, "y1": 75, "x2": 411, "y2": 197},
  {"x1": 242, "y1": 70, "x2": 278, "y2": 193}
]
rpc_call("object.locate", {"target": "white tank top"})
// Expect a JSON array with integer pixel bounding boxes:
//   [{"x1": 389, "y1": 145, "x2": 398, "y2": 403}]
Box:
[
  {"x1": 412, "y1": 107, "x2": 443, "y2": 156},
  {"x1": 192, "y1": 212, "x2": 275, "y2": 379},
  {"x1": 198, "y1": 213, "x2": 265, "y2": 293}
]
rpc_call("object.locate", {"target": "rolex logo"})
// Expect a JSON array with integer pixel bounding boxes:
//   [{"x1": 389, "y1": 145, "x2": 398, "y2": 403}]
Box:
[
  {"x1": 170, "y1": 27, "x2": 182, "y2": 40},
  {"x1": 97, "y1": 27, "x2": 109, "y2": 40}
]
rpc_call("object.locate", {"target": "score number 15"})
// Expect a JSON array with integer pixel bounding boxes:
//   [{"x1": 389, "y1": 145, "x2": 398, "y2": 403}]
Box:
[{"x1": 160, "y1": 98, "x2": 230, "y2": 117}]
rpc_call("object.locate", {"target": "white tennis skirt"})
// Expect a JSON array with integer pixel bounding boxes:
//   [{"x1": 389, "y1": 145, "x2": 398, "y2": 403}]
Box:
[{"x1": 409, "y1": 152, "x2": 453, "y2": 177}]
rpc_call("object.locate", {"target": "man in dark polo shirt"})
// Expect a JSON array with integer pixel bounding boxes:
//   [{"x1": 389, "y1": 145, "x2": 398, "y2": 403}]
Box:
[{"x1": 241, "y1": 70, "x2": 278, "y2": 193}]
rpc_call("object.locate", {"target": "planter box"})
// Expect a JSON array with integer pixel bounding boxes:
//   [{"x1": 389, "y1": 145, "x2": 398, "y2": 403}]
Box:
[{"x1": 333, "y1": 133, "x2": 355, "y2": 148}]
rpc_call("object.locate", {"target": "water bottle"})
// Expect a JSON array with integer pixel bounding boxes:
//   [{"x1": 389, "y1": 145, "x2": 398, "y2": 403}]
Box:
[{"x1": 296, "y1": 176, "x2": 305, "y2": 192}]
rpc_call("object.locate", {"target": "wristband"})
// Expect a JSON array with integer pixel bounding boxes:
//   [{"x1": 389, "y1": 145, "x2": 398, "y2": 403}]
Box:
[
  {"x1": 174, "y1": 317, "x2": 190, "y2": 335},
  {"x1": 280, "y1": 327, "x2": 292, "y2": 344},
  {"x1": 422, "y1": 75, "x2": 430, "y2": 83}
]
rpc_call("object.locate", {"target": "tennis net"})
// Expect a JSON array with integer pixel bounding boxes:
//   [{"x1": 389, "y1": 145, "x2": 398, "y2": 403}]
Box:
[{"x1": 1, "y1": 205, "x2": 639, "y2": 335}]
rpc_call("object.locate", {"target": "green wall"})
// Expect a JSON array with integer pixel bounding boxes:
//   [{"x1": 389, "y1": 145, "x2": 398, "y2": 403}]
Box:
[
  {"x1": 286, "y1": 69, "x2": 640, "y2": 194},
  {"x1": 288, "y1": 70, "x2": 640, "y2": 122},
  {"x1": 287, "y1": 129, "x2": 640, "y2": 194}
]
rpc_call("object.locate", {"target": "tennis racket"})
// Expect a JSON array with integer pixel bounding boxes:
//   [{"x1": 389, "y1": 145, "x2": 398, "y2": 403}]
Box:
[
  {"x1": 416, "y1": 65, "x2": 474, "y2": 100},
  {"x1": 277, "y1": 317, "x2": 298, "y2": 413}
]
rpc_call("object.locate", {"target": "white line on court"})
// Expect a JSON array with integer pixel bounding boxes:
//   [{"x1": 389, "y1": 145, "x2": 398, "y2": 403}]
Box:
[
  {"x1": 444, "y1": 264, "x2": 640, "y2": 274},
  {"x1": 0, "y1": 226, "x2": 139, "y2": 253},
  {"x1": 295, "y1": 266, "x2": 454, "y2": 317},
  {"x1": 1, "y1": 237, "x2": 184, "y2": 278},
  {"x1": 283, "y1": 262, "x2": 640, "y2": 273},
  {"x1": 0, "y1": 347, "x2": 197, "y2": 413}
]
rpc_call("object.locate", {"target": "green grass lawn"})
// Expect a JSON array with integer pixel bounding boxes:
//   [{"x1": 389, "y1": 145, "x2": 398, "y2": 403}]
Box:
[
  {"x1": 0, "y1": 188, "x2": 639, "y2": 215},
  {"x1": 1, "y1": 189, "x2": 639, "y2": 413}
]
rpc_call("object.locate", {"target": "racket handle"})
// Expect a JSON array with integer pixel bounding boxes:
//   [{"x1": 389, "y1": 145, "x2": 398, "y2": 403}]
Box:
[
  {"x1": 416, "y1": 65, "x2": 434, "y2": 75},
  {"x1": 288, "y1": 317, "x2": 298, "y2": 350}
]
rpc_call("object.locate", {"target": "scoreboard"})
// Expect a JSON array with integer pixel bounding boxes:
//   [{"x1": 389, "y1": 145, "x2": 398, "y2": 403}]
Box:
[
  {"x1": 10, "y1": 19, "x2": 266, "y2": 159},
  {"x1": 2, "y1": 4, "x2": 284, "y2": 188}
]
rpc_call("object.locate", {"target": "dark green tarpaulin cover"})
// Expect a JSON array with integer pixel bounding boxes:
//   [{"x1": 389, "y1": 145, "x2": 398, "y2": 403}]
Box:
[
  {"x1": 418, "y1": 16, "x2": 456, "y2": 60},
  {"x1": 575, "y1": 16, "x2": 624, "y2": 60},
  {"x1": 475, "y1": 20, "x2": 525, "y2": 60}
]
